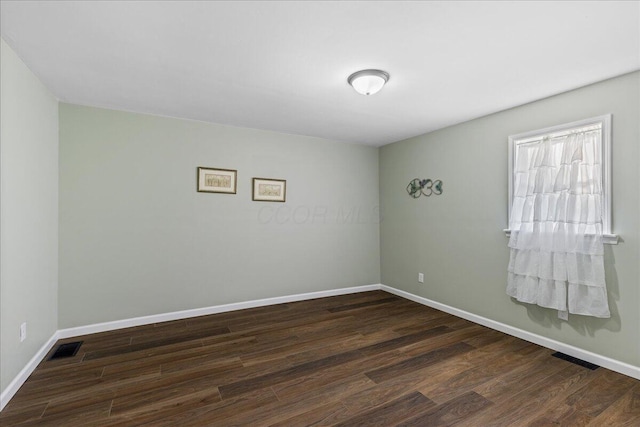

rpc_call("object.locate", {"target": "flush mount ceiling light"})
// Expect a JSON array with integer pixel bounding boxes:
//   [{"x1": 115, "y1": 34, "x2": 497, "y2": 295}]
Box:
[{"x1": 347, "y1": 69, "x2": 390, "y2": 96}]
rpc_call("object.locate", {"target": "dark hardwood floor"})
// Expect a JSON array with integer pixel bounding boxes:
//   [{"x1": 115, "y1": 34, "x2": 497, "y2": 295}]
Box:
[{"x1": 1, "y1": 291, "x2": 639, "y2": 426}]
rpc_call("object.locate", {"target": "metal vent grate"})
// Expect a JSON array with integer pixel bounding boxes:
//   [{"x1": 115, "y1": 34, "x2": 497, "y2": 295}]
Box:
[
  {"x1": 552, "y1": 352, "x2": 599, "y2": 370},
  {"x1": 48, "y1": 341, "x2": 83, "y2": 360}
]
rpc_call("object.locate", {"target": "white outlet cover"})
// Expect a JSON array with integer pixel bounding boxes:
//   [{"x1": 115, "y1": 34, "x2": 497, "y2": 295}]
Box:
[
  {"x1": 418, "y1": 273, "x2": 424, "y2": 283},
  {"x1": 20, "y1": 323, "x2": 27, "y2": 342}
]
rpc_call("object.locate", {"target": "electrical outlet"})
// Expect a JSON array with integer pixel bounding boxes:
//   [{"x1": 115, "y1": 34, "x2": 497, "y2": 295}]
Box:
[
  {"x1": 20, "y1": 322, "x2": 27, "y2": 342},
  {"x1": 418, "y1": 273, "x2": 424, "y2": 283}
]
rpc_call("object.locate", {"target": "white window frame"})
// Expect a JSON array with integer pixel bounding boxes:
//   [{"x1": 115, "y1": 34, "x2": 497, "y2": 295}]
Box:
[{"x1": 505, "y1": 114, "x2": 618, "y2": 244}]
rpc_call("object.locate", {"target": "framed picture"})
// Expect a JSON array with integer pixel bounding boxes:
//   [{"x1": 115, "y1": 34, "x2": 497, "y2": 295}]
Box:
[
  {"x1": 252, "y1": 178, "x2": 286, "y2": 202},
  {"x1": 197, "y1": 167, "x2": 237, "y2": 194}
]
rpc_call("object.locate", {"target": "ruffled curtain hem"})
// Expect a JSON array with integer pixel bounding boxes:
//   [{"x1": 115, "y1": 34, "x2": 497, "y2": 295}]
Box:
[{"x1": 507, "y1": 272, "x2": 610, "y2": 318}]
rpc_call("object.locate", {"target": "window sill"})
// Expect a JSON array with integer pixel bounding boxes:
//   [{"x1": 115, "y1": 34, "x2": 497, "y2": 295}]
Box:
[{"x1": 503, "y1": 229, "x2": 619, "y2": 245}]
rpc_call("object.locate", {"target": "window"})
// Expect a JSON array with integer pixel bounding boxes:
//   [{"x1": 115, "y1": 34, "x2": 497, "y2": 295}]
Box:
[
  {"x1": 506, "y1": 115, "x2": 615, "y2": 318},
  {"x1": 506, "y1": 114, "x2": 617, "y2": 244}
]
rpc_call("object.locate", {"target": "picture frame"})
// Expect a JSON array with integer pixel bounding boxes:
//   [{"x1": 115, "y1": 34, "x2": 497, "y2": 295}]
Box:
[
  {"x1": 197, "y1": 167, "x2": 237, "y2": 194},
  {"x1": 252, "y1": 178, "x2": 286, "y2": 202}
]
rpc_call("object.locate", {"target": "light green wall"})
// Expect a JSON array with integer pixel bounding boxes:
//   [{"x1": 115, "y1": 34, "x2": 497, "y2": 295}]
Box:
[
  {"x1": 59, "y1": 104, "x2": 380, "y2": 328},
  {"x1": 380, "y1": 71, "x2": 640, "y2": 367},
  {"x1": 0, "y1": 39, "x2": 59, "y2": 392}
]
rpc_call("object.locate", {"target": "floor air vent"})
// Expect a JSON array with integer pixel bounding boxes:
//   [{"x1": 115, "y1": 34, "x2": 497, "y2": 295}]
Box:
[
  {"x1": 49, "y1": 341, "x2": 83, "y2": 360},
  {"x1": 552, "y1": 352, "x2": 599, "y2": 370}
]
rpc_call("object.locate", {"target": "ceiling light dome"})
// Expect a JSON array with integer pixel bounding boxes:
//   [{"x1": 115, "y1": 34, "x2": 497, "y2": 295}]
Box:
[{"x1": 348, "y1": 69, "x2": 390, "y2": 96}]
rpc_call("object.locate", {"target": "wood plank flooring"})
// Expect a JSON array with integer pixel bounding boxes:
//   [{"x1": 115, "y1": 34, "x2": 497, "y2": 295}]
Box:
[{"x1": 1, "y1": 290, "x2": 639, "y2": 426}]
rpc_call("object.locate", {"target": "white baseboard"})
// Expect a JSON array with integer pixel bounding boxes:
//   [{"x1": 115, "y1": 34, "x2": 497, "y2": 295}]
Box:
[
  {"x1": 380, "y1": 284, "x2": 640, "y2": 381},
  {"x1": 57, "y1": 284, "x2": 381, "y2": 339},
  {"x1": 3, "y1": 282, "x2": 639, "y2": 412},
  {"x1": 0, "y1": 332, "x2": 59, "y2": 411}
]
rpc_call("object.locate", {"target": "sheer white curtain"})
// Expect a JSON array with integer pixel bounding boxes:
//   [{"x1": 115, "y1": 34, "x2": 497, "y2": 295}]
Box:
[{"x1": 506, "y1": 130, "x2": 610, "y2": 318}]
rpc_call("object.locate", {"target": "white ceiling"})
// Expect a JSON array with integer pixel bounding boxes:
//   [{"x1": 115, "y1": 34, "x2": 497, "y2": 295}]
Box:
[{"x1": 1, "y1": 1, "x2": 639, "y2": 146}]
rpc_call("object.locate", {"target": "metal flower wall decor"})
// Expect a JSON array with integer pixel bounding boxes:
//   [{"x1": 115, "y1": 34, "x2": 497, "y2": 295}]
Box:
[{"x1": 407, "y1": 178, "x2": 443, "y2": 198}]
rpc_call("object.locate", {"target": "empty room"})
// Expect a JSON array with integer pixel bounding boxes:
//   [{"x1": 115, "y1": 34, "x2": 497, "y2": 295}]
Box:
[{"x1": 1, "y1": 1, "x2": 639, "y2": 425}]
